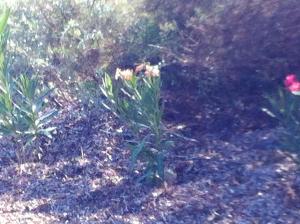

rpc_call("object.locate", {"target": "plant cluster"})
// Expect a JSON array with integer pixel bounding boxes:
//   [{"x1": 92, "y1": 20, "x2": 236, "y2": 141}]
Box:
[
  {"x1": 0, "y1": 7, "x2": 57, "y2": 164},
  {"x1": 101, "y1": 63, "x2": 171, "y2": 184}
]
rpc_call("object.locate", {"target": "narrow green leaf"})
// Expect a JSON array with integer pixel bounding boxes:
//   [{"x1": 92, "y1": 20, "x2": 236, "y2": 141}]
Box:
[{"x1": 0, "y1": 7, "x2": 9, "y2": 34}]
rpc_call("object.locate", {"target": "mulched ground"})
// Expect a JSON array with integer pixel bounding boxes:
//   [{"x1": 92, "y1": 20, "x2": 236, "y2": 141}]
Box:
[{"x1": 0, "y1": 105, "x2": 299, "y2": 224}]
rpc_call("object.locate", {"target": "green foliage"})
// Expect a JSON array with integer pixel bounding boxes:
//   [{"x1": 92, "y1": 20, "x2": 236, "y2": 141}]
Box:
[
  {"x1": 0, "y1": 6, "x2": 57, "y2": 163},
  {"x1": 101, "y1": 64, "x2": 171, "y2": 184},
  {"x1": 117, "y1": 17, "x2": 162, "y2": 67},
  {"x1": 263, "y1": 88, "x2": 300, "y2": 155},
  {"x1": 2, "y1": 0, "x2": 300, "y2": 108},
  {"x1": 5, "y1": 0, "x2": 145, "y2": 104}
]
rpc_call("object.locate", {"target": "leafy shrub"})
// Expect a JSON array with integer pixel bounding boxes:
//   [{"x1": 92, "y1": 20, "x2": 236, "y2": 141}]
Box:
[
  {"x1": 101, "y1": 63, "x2": 171, "y2": 184},
  {"x1": 0, "y1": 7, "x2": 57, "y2": 164},
  {"x1": 116, "y1": 17, "x2": 162, "y2": 68},
  {"x1": 263, "y1": 74, "x2": 300, "y2": 156},
  {"x1": 145, "y1": 0, "x2": 300, "y2": 101},
  {"x1": 4, "y1": 0, "x2": 148, "y2": 104}
]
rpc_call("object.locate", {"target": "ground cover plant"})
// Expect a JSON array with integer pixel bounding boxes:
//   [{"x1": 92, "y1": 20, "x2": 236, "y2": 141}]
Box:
[{"x1": 0, "y1": 0, "x2": 299, "y2": 223}]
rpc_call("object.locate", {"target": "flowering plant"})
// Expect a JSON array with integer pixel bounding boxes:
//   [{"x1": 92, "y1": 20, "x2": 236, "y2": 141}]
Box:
[
  {"x1": 263, "y1": 73, "x2": 300, "y2": 155},
  {"x1": 101, "y1": 63, "x2": 171, "y2": 183}
]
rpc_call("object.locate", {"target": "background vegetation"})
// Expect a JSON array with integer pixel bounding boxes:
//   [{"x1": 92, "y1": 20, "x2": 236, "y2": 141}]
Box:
[{"x1": 2, "y1": 0, "x2": 299, "y2": 105}]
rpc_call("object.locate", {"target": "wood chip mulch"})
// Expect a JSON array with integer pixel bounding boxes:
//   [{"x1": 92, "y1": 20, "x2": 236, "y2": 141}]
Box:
[{"x1": 0, "y1": 106, "x2": 299, "y2": 224}]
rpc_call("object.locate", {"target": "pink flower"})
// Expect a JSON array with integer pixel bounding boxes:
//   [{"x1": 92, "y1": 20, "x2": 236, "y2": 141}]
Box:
[
  {"x1": 284, "y1": 74, "x2": 297, "y2": 87},
  {"x1": 288, "y1": 82, "x2": 300, "y2": 92}
]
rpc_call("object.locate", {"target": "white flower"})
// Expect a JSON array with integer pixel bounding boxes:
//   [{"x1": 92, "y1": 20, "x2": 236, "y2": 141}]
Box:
[
  {"x1": 145, "y1": 65, "x2": 160, "y2": 77},
  {"x1": 115, "y1": 68, "x2": 133, "y2": 81}
]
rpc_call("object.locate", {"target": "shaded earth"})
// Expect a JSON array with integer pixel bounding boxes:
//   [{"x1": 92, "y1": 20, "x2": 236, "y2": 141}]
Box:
[{"x1": 0, "y1": 104, "x2": 299, "y2": 224}]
